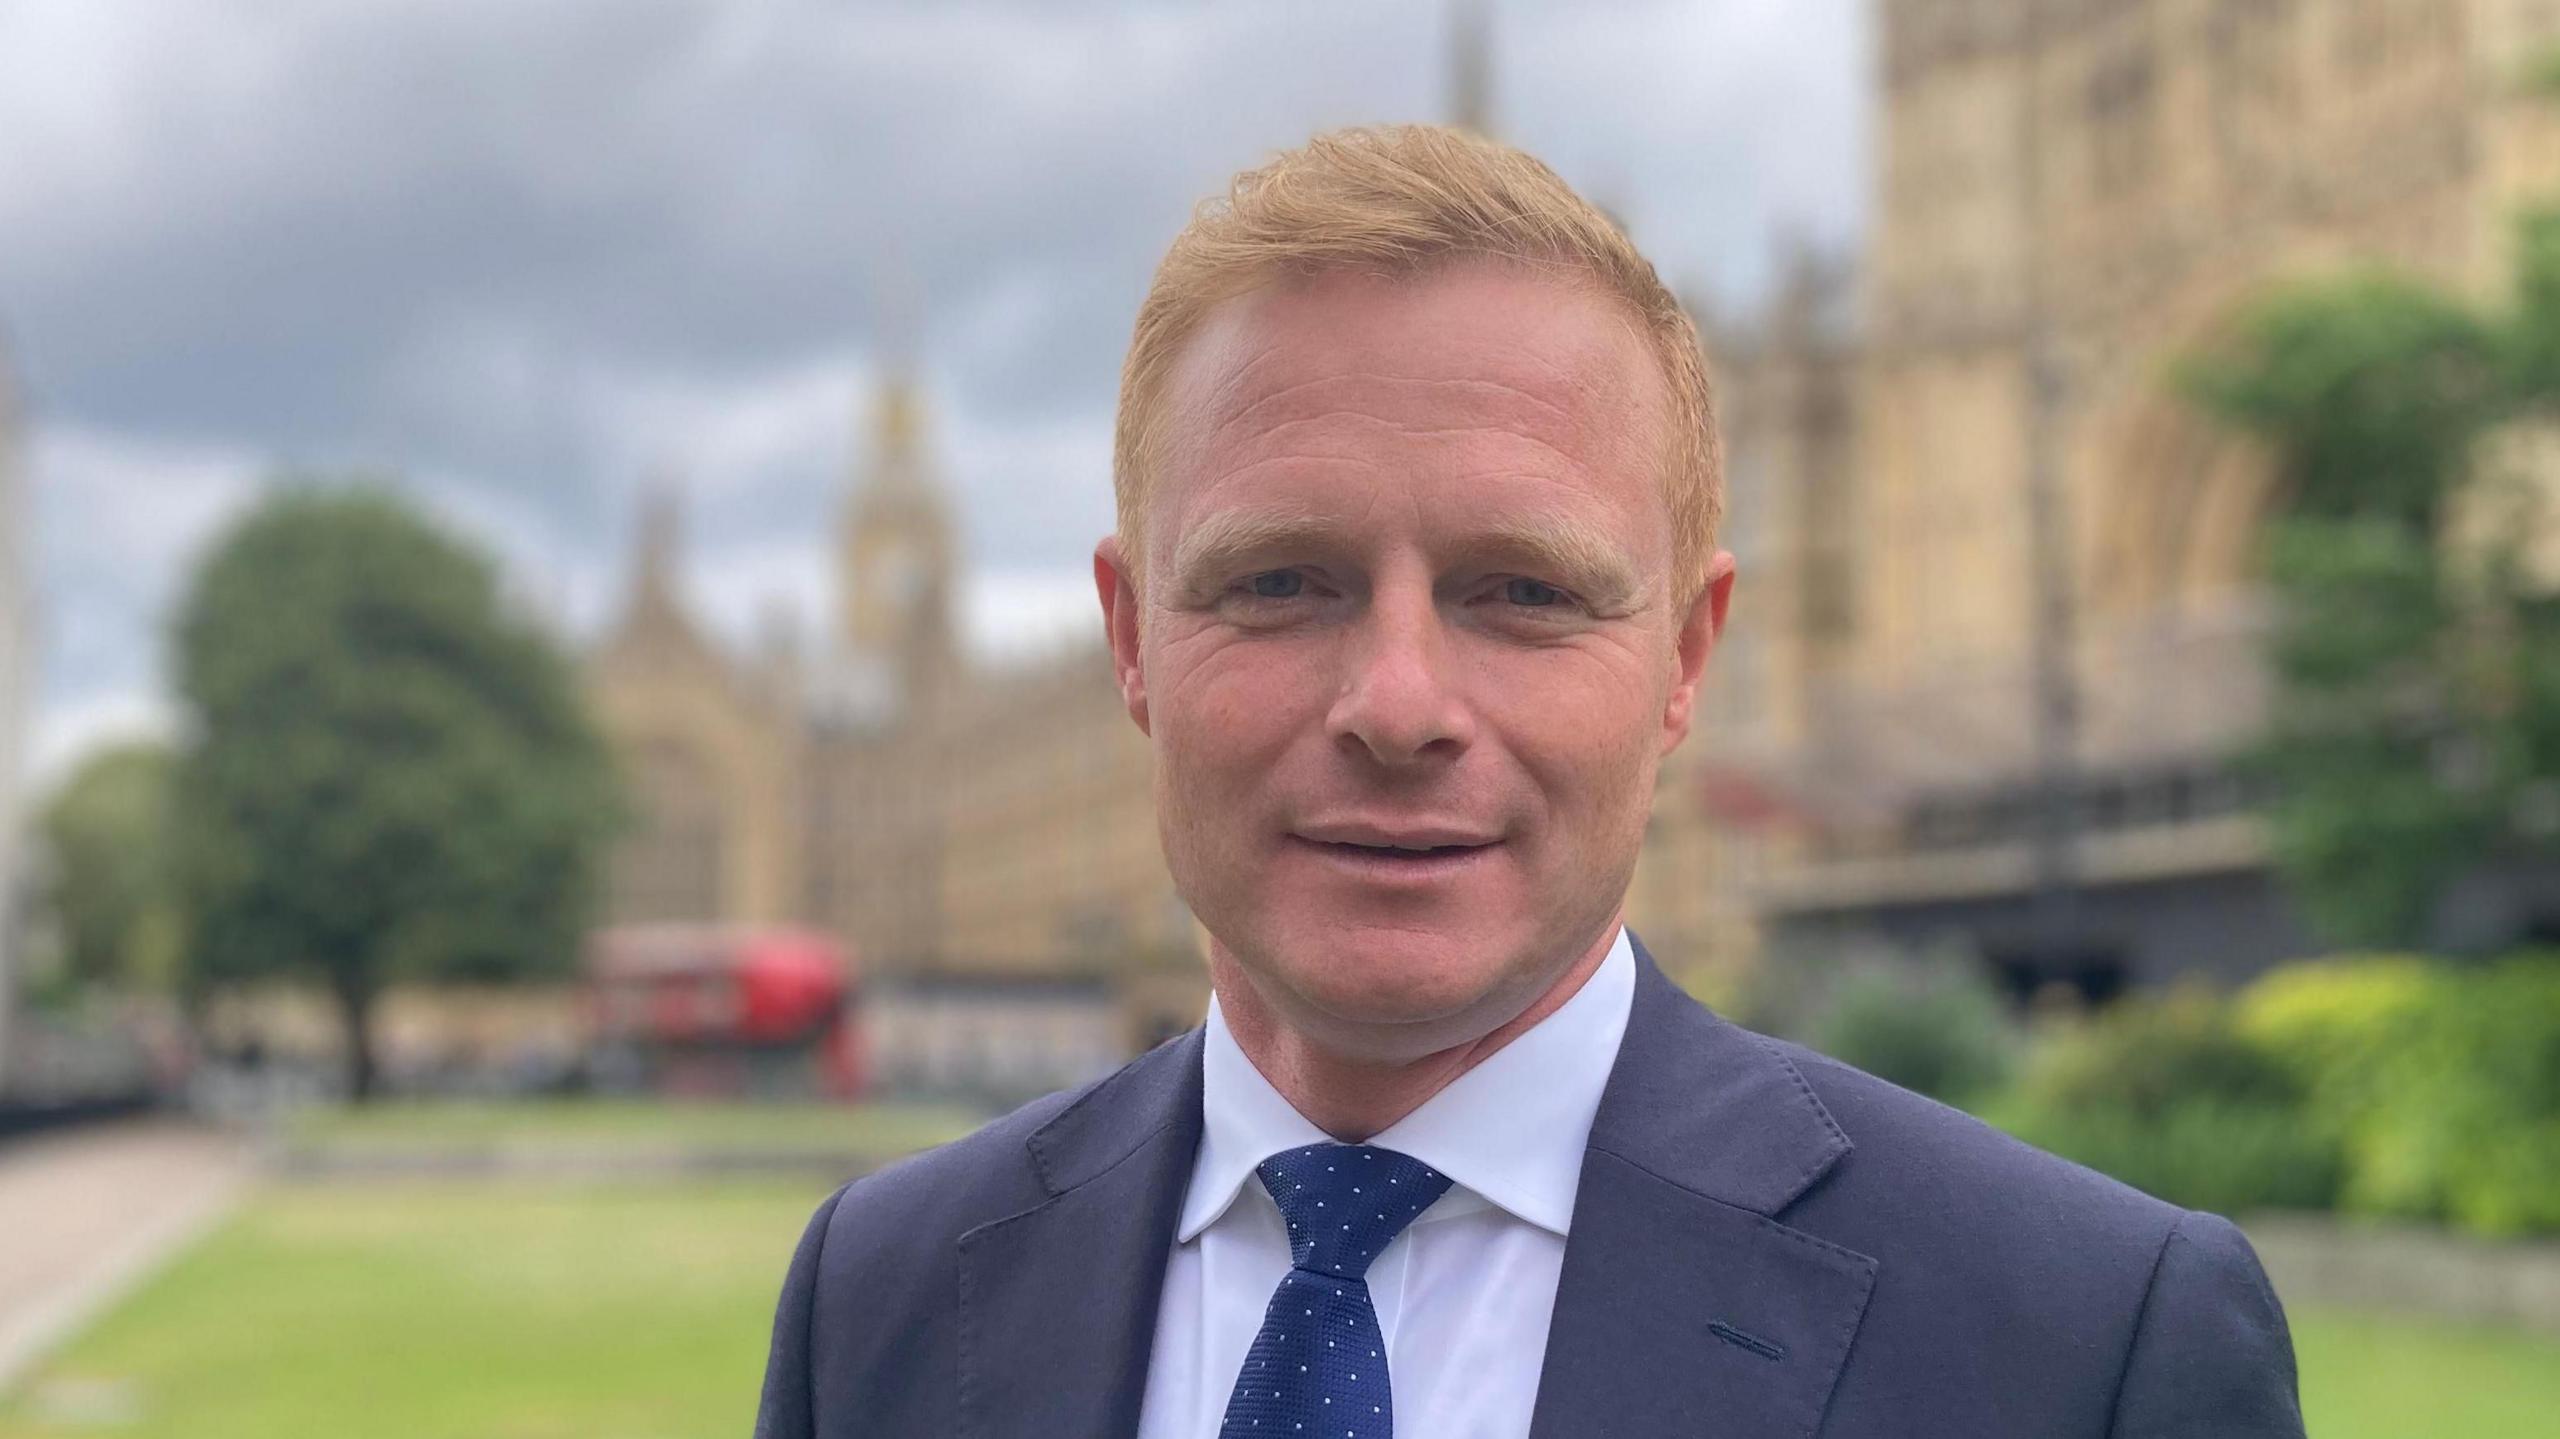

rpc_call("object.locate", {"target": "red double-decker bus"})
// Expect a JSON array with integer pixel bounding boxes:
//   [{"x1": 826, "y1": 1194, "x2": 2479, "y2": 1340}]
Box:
[{"x1": 580, "y1": 924, "x2": 865, "y2": 1100}]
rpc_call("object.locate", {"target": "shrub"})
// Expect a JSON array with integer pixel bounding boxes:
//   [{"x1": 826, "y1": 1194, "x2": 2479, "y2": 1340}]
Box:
[
  {"x1": 2017, "y1": 986, "x2": 2304, "y2": 1121},
  {"x1": 2336, "y1": 955, "x2": 2560, "y2": 1235},
  {"x1": 1803, "y1": 960, "x2": 2017, "y2": 1106},
  {"x1": 2002, "y1": 1099, "x2": 2346, "y2": 1217},
  {"x1": 1998, "y1": 987, "x2": 2343, "y2": 1215},
  {"x1": 1977, "y1": 953, "x2": 2560, "y2": 1234},
  {"x1": 2234, "y1": 952, "x2": 2446, "y2": 1126},
  {"x1": 2228, "y1": 951, "x2": 2560, "y2": 1236},
  {"x1": 1731, "y1": 935, "x2": 2019, "y2": 1107}
]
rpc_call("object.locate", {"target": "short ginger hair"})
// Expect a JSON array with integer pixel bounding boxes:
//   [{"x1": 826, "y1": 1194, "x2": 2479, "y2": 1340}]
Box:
[{"x1": 1112, "y1": 123, "x2": 1723, "y2": 604}]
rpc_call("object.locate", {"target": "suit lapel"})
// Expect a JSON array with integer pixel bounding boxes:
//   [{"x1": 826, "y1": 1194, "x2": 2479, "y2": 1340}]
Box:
[
  {"x1": 949, "y1": 937, "x2": 1878, "y2": 1439},
  {"x1": 1528, "y1": 936, "x2": 1878, "y2": 1439},
  {"x1": 956, "y1": 1030, "x2": 1204, "y2": 1439}
]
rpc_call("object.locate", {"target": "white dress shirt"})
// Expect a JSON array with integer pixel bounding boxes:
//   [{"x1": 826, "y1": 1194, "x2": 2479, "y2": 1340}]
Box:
[{"x1": 1134, "y1": 927, "x2": 1636, "y2": 1439}]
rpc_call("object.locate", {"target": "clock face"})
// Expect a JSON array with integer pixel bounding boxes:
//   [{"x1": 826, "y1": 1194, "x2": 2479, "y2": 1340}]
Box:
[{"x1": 875, "y1": 543, "x2": 926, "y2": 607}]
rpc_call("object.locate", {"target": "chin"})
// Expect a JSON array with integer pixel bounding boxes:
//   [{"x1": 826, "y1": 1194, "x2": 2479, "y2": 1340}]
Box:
[{"x1": 1255, "y1": 918, "x2": 1529, "y2": 1029}]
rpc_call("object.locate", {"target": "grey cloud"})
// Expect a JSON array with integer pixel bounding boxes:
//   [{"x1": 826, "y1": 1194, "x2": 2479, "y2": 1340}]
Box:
[{"x1": 6, "y1": 0, "x2": 1864, "y2": 774}]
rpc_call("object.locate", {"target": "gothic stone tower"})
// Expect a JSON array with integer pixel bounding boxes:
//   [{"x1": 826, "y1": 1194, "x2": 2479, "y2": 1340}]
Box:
[
  {"x1": 586, "y1": 486, "x2": 804, "y2": 928},
  {"x1": 839, "y1": 375, "x2": 960, "y2": 709},
  {"x1": 1733, "y1": 0, "x2": 2560, "y2": 991}
]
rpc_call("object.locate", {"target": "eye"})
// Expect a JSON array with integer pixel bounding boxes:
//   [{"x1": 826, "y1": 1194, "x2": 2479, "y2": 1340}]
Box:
[
  {"x1": 1502, "y1": 577, "x2": 1565, "y2": 607},
  {"x1": 1245, "y1": 570, "x2": 1305, "y2": 600}
]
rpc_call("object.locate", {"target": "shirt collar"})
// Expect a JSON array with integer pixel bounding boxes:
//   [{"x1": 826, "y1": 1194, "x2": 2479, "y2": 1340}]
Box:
[{"x1": 1178, "y1": 926, "x2": 1636, "y2": 1243}]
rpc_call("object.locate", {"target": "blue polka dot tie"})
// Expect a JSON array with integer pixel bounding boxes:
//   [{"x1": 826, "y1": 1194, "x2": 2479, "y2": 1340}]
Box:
[{"x1": 1217, "y1": 1142, "x2": 1455, "y2": 1439}]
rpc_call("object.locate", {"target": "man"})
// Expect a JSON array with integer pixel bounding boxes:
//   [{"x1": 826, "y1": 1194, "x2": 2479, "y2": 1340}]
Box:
[{"x1": 753, "y1": 125, "x2": 2303, "y2": 1438}]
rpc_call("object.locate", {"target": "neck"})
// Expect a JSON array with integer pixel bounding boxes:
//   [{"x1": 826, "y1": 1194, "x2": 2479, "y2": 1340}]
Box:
[{"x1": 1209, "y1": 920, "x2": 1621, "y2": 1142}]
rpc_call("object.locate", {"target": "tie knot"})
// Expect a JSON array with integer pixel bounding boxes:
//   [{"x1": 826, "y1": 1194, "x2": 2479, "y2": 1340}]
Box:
[{"x1": 1255, "y1": 1142, "x2": 1453, "y2": 1279}]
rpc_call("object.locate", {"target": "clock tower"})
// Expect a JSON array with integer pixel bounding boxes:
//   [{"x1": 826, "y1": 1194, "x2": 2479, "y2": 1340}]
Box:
[{"x1": 839, "y1": 372, "x2": 958, "y2": 704}]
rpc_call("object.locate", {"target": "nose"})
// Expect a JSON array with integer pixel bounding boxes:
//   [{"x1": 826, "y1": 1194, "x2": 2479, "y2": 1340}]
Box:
[{"x1": 1323, "y1": 580, "x2": 1475, "y2": 768}]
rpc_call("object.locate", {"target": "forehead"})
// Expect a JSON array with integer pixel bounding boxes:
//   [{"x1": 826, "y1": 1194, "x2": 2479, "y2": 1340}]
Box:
[{"x1": 1153, "y1": 261, "x2": 1670, "y2": 540}]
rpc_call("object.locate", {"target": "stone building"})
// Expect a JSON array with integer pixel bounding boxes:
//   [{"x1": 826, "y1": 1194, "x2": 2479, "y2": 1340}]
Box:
[
  {"x1": 1702, "y1": 0, "x2": 2560, "y2": 995},
  {"x1": 590, "y1": 1, "x2": 2560, "y2": 1075},
  {"x1": 584, "y1": 5, "x2": 1502, "y2": 1084},
  {"x1": 585, "y1": 377, "x2": 1186, "y2": 1099}
]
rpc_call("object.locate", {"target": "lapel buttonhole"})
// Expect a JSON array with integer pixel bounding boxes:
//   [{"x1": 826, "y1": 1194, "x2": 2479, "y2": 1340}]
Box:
[{"x1": 1707, "y1": 1320, "x2": 1788, "y2": 1362}]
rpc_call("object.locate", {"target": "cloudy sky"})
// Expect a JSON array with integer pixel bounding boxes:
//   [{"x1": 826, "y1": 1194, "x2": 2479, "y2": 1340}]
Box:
[{"x1": 3, "y1": 0, "x2": 1868, "y2": 790}]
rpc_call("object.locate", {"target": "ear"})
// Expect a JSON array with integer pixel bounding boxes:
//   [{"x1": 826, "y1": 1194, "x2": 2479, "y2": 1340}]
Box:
[
  {"x1": 1094, "y1": 535, "x2": 1151, "y2": 736},
  {"x1": 1659, "y1": 548, "x2": 1736, "y2": 756}
]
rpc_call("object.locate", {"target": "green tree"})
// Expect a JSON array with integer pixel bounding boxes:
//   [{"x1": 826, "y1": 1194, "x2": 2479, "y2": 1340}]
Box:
[
  {"x1": 2181, "y1": 246, "x2": 2560, "y2": 947},
  {"x1": 170, "y1": 484, "x2": 623, "y2": 1100},
  {"x1": 32, "y1": 740, "x2": 184, "y2": 999},
  {"x1": 2496, "y1": 206, "x2": 2560, "y2": 841}
]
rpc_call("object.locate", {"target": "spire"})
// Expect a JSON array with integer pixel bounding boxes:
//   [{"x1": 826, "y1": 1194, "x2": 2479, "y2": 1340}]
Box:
[
  {"x1": 1447, "y1": 0, "x2": 1494, "y2": 135},
  {"x1": 873, "y1": 247, "x2": 923, "y2": 383},
  {"x1": 864, "y1": 236, "x2": 928, "y2": 489},
  {"x1": 870, "y1": 372, "x2": 925, "y2": 479},
  {"x1": 839, "y1": 365, "x2": 957, "y2": 701},
  {"x1": 632, "y1": 476, "x2": 686, "y2": 613}
]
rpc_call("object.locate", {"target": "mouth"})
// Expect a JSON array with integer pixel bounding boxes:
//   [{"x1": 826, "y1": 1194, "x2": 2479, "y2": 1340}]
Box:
[{"x1": 1286, "y1": 833, "x2": 1502, "y2": 882}]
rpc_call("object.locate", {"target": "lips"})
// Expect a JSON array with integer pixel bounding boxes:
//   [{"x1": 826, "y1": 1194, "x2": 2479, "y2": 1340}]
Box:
[
  {"x1": 1302, "y1": 838, "x2": 1491, "y2": 860},
  {"x1": 1287, "y1": 821, "x2": 1503, "y2": 882},
  {"x1": 1294, "y1": 821, "x2": 1501, "y2": 850}
]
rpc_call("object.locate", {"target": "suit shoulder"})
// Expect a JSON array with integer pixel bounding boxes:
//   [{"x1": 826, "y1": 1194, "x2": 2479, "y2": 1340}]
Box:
[
  {"x1": 1695, "y1": 1038, "x2": 2301, "y2": 1433},
  {"x1": 818, "y1": 1080, "x2": 1086, "y2": 1242},
  {"x1": 814, "y1": 1030, "x2": 1194, "y2": 1249},
  {"x1": 1767, "y1": 1035, "x2": 2186, "y2": 1256}
]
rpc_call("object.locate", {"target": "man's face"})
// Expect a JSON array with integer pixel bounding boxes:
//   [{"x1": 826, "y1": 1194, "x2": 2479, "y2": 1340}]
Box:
[{"x1": 1097, "y1": 261, "x2": 1734, "y2": 1061}]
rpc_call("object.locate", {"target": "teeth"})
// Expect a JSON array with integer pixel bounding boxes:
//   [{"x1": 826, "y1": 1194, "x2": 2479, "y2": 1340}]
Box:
[{"x1": 1316, "y1": 837, "x2": 1483, "y2": 854}]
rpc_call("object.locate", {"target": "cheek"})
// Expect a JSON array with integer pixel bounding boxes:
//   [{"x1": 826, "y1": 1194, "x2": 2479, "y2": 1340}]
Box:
[
  {"x1": 1149, "y1": 630, "x2": 1325, "y2": 787},
  {"x1": 1476, "y1": 650, "x2": 1667, "y2": 827}
]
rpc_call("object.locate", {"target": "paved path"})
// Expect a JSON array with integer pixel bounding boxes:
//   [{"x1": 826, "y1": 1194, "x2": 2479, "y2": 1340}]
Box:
[{"x1": 0, "y1": 1118, "x2": 253, "y2": 1396}]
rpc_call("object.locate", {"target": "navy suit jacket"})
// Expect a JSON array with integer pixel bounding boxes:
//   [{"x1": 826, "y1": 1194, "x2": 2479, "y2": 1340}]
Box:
[{"x1": 753, "y1": 935, "x2": 2305, "y2": 1437}]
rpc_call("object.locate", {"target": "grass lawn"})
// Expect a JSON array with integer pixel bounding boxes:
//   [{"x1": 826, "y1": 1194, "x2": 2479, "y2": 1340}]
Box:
[
  {"x1": 5, "y1": 1172, "x2": 2556, "y2": 1438},
  {"x1": 281, "y1": 1096, "x2": 985, "y2": 1160},
  {"x1": 0, "y1": 1177, "x2": 839, "y2": 1439},
  {"x1": 2292, "y1": 1304, "x2": 2560, "y2": 1438}
]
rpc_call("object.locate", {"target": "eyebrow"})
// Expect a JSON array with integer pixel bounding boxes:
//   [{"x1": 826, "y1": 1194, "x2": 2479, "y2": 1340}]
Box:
[
  {"x1": 1165, "y1": 502, "x2": 1649, "y2": 613},
  {"x1": 1167, "y1": 505, "x2": 1333, "y2": 596},
  {"x1": 1475, "y1": 512, "x2": 1648, "y2": 613}
]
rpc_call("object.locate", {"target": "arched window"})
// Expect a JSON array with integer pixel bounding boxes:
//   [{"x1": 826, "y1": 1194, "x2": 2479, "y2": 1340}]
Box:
[{"x1": 607, "y1": 739, "x2": 726, "y2": 922}]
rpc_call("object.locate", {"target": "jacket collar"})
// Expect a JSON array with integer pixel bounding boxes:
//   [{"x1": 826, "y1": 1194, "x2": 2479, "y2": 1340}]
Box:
[
  {"x1": 993, "y1": 930, "x2": 1855, "y2": 1206},
  {"x1": 1525, "y1": 933, "x2": 1877, "y2": 1437},
  {"x1": 954, "y1": 933, "x2": 1878, "y2": 1439},
  {"x1": 1181, "y1": 926, "x2": 1636, "y2": 1242},
  {"x1": 955, "y1": 1026, "x2": 1205, "y2": 1439},
  {"x1": 1587, "y1": 932, "x2": 1852, "y2": 1214}
]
